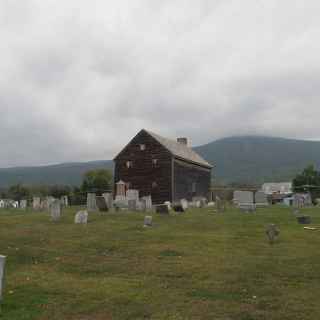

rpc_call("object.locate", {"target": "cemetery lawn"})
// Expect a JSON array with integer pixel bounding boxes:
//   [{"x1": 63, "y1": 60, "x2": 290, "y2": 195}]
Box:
[{"x1": 1, "y1": 207, "x2": 320, "y2": 320}]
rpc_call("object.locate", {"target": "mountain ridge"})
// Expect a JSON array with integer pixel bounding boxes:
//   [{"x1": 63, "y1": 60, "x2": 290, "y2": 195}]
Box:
[{"x1": 0, "y1": 135, "x2": 320, "y2": 187}]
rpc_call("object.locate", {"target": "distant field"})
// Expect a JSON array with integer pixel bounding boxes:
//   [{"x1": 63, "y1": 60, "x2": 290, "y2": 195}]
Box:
[{"x1": 0, "y1": 206, "x2": 320, "y2": 320}]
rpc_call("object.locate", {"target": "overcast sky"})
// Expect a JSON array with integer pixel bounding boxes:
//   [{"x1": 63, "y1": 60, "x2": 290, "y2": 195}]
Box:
[{"x1": 0, "y1": 0, "x2": 319, "y2": 167}]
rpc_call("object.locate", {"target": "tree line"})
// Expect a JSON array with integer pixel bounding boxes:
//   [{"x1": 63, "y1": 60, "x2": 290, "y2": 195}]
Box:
[{"x1": 0, "y1": 169, "x2": 113, "y2": 205}]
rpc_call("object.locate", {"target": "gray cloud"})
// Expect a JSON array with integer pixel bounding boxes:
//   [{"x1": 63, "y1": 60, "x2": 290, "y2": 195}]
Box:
[{"x1": 0, "y1": 0, "x2": 319, "y2": 167}]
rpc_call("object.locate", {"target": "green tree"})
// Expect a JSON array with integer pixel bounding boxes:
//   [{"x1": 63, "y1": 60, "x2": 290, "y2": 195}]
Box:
[
  {"x1": 81, "y1": 169, "x2": 113, "y2": 194},
  {"x1": 8, "y1": 184, "x2": 30, "y2": 201},
  {"x1": 293, "y1": 165, "x2": 320, "y2": 203}
]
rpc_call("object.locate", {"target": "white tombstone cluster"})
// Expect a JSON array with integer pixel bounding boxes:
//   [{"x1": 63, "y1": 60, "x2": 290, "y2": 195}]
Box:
[
  {"x1": 0, "y1": 199, "x2": 19, "y2": 209},
  {"x1": 112, "y1": 189, "x2": 153, "y2": 212}
]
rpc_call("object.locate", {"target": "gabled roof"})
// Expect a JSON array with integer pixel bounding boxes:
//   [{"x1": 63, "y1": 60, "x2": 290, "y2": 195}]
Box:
[{"x1": 145, "y1": 130, "x2": 213, "y2": 168}]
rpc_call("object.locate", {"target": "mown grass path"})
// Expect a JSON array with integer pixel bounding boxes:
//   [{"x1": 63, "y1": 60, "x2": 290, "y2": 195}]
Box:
[{"x1": 0, "y1": 206, "x2": 319, "y2": 319}]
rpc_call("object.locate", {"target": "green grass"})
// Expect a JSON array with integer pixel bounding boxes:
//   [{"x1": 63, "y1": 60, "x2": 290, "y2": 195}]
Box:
[{"x1": 0, "y1": 206, "x2": 320, "y2": 319}]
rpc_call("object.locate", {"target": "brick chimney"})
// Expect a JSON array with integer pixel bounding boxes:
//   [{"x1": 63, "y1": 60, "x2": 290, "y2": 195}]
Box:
[{"x1": 177, "y1": 137, "x2": 188, "y2": 146}]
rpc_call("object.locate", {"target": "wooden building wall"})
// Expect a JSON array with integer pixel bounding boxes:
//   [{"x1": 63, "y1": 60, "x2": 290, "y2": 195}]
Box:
[
  {"x1": 114, "y1": 131, "x2": 172, "y2": 204},
  {"x1": 173, "y1": 159, "x2": 211, "y2": 202}
]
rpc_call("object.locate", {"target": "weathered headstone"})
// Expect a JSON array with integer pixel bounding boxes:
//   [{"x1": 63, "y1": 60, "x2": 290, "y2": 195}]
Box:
[
  {"x1": 128, "y1": 199, "x2": 137, "y2": 211},
  {"x1": 20, "y1": 200, "x2": 27, "y2": 210},
  {"x1": 297, "y1": 216, "x2": 311, "y2": 224},
  {"x1": 266, "y1": 224, "x2": 280, "y2": 244},
  {"x1": 74, "y1": 210, "x2": 88, "y2": 224},
  {"x1": 173, "y1": 204, "x2": 184, "y2": 213},
  {"x1": 234, "y1": 191, "x2": 255, "y2": 212},
  {"x1": 180, "y1": 199, "x2": 188, "y2": 210},
  {"x1": 96, "y1": 196, "x2": 108, "y2": 212},
  {"x1": 164, "y1": 201, "x2": 172, "y2": 210},
  {"x1": 255, "y1": 191, "x2": 268, "y2": 207},
  {"x1": 102, "y1": 193, "x2": 114, "y2": 210},
  {"x1": 141, "y1": 196, "x2": 152, "y2": 211},
  {"x1": 0, "y1": 255, "x2": 6, "y2": 302},
  {"x1": 87, "y1": 193, "x2": 97, "y2": 211},
  {"x1": 50, "y1": 200, "x2": 61, "y2": 221},
  {"x1": 33, "y1": 197, "x2": 41, "y2": 211},
  {"x1": 126, "y1": 189, "x2": 139, "y2": 201},
  {"x1": 155, "y1": 204, "x2": 169, "y2": 214},
  {"x1": 144, "y1": 216, "x2": 153, "y2": 227},
  {"x1": 139, "y1": 199, "x2": 147, "y2": 212},
  {"x1": 60, "y1": 195, "x2": 69, "y2": 207}
]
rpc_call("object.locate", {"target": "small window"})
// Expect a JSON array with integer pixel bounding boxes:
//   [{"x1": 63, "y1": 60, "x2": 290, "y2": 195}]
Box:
[
  {"x1": 152, "y1": 159, "x2": 158, "y2": 167},
  {"x1": 126, "y1": 161, "x2": 132, "y2": 168},
  {"x1": 140, "y1": 144, "x2": 146, "y2": 151},
  {"x1": 152, "y1": 181, "x2": 158, "y2": 189},
  {"x1": 192, "y1": 182, "x2": 196, "y2": 193}
]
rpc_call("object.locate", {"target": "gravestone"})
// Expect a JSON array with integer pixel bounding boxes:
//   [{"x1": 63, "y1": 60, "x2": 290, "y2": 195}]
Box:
[
  {"x1": 141, "y1": 196, "x2": 152, "y2": 211},
  {"x1": 33, "y1": 197, "x2": 41, "y2": 211},
  {"x1": 234, "y1": 191, "x2": 255, "y2": 212},
  {"x1": 155, "y1": 204, "x2": 169, "y2": 214},
  {"x1": 20, "y1": 200, "x2": 27, "y2": 210},
  {"x1": 0, "y1": 255, "x2": 6, "y2": 301},
  {"x1": 216, "y1": 196, "x2": 223, "y2": 212},
  {"x1": 87, "y1": 193, "x2": 97, "y2": 211},
  {"x1": 50, "y1": 200, "x2": 61, "y2": 221},
  {"x1": 60, "y1": 195, "x2": 69, "y2": 207},
  {"x1": 181, "y1": 199, "x2": 188, "y2": 211},
  {"x1": 74, "y1": 210, "x2": 88, "y2": 224},
  {"x1": 102, "y1": 193, "x2": 114, "y2": 210},
  {"x1": 144, "y1": 216, "x2": 153, "y2": 227},
  {"x1": 266, "y1": 224, "x2": 280, "y2": 244},
  {"x1": 139, "y1": 199, "x2": 147, "y2": 212},
  {"x1": 173, "y1": 204, "x2": 184, "y2": 213},
  {"x1": 126, "y1": 189, "x2": 139, "y2": 201},
  {"x1": 164, "y1": 201, "x2": 171, "y2": 210},
  {"x1": 297, "y1": 216, "x2": 311, "y2": 224},
  {"x1": 96, "y1": 196, "x2": 108, "y2": 212},
  {"x1": 128, "y1": 199, "x2": 137, "y2": 211},
  {"x1": 255, "y1": 191, "x2": 268, "y2": 207}
]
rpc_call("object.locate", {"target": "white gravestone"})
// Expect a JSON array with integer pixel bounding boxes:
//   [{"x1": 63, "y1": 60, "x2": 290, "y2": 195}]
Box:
[
  {"x1": 60, "y1": 196, "x2": 69, "y2": 207},
  {"x1": 50, "y1": 200, "x2": 61, "y2": 221},
  {"x1": 87, "y1": 193, "x2": 97, "y2": 211},
  {"x1": 102, "y1": 193, "x2": 114, "y2": 211},
  {"x1": 181, "y1": 199, "x2": 189, "y2": 210},
  {"x1": 255, "y1": 191, "x2": 268, "y2": 207},
  {"x1": 33, "y1": 197, "x2": 41, "y2": 211},
  {"x1": 164, "y1": 201, "x2": 171, "y2": 210},
  {"x1": 144, "y1": 216, "x2": 153, "y2": 227},
  {"x1": 128, "y1": 199, "x2": 137, "y2": 211},
  {"x1": 75, "y1": 210, "x2": 88, "y2": 224},
  {"x1": 141, "y1": 196, "x2": 152, "y2": 211},
  {"x1": 234, "y1": 191, "x2": 255, "y2": 211},
  {"x1": 20, "y1": 200, "x2": 27, "y2": 210},
  {"x1": 0, "y1": 255, "x2": 6, "y2": 301}
]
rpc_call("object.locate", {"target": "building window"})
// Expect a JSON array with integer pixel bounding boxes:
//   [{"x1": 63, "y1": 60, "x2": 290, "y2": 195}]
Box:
[
  {"x1": 192, "y1": 182, "x2": 196, "y2": 193},
  {"x1": 152, "y1": 181, "x2": 158, "y2": 189},
  {"x1": 126, "y1": 161, "x2": 132, "y2": 168},
  {"x1": 139, "y1": 144, "x2": 146, "y2": 151},
  {"x1": 152, "y1": 159, "x2": 158, "y2": 167}
]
